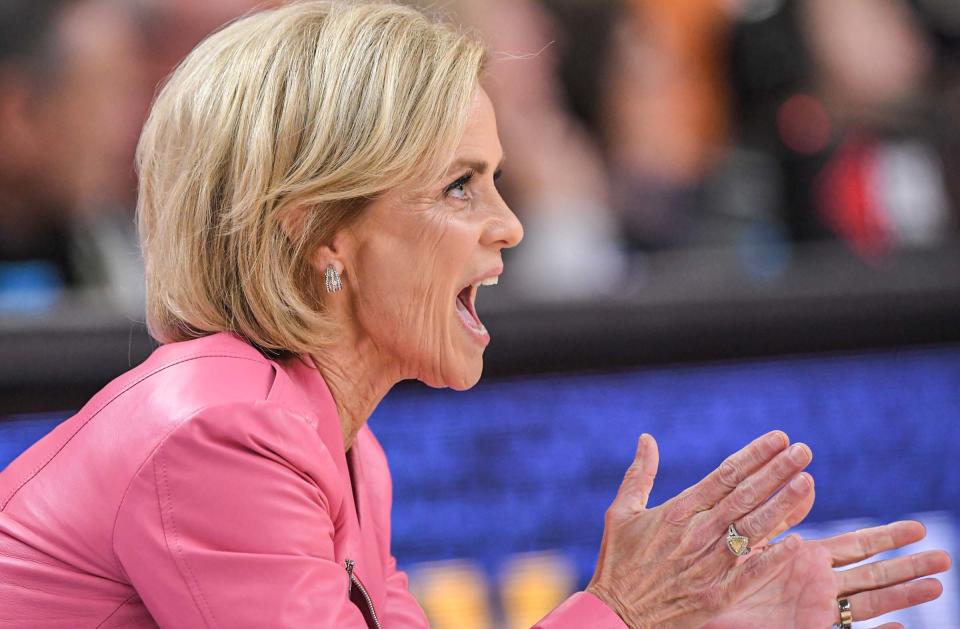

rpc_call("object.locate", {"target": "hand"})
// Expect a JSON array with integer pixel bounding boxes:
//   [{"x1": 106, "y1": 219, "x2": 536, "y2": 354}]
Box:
[
  {"x1": 703, "y1": 521, "x2": 951, "y2": 628},
  {"x1": 586, "y1": 431, "x2": 818, "y2": 628}
]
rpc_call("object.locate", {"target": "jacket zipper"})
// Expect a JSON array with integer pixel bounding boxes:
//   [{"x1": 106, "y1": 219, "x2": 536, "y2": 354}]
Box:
[{"x1": 345, "y1": 559, "x2": 382, "y2": 629}]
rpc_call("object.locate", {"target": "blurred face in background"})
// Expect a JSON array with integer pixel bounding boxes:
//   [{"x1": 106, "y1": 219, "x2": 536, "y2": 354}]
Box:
[
  {"x1": 50, "y1": 0, "x2": 145, "y2": 213},
  {"x1": 0, "y1": 0, "x2": 144, "y2": 224},
  {"x1": 803, "y1": 0, "x2": 932, "y2": 112},
  {"x1": 137, "y1": 0, "x2": 281, "y2": 92}
]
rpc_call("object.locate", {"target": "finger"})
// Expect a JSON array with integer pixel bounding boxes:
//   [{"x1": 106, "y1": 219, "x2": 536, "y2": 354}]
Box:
[
  {"x1": 838, "y1": 550, "x2": 952, "y2": 596},
  {"x1": 823, "y1": 521, "x2": 927, "y2": 568},
  {"x1": 758, "y1": 476, "x2": 816, "y2": 546},
  {"x1": 845, "y1": 577, "x2": 943, "y2": 621},
  {"x1": 735, "y1": 472, "x2": 814, "y2": 543},
  {"x1": 677, "y1": 431, "x2": 789, "y2": 516},
  {"x1": 712, "y1": 442, "x2": 812, "y2": 525},
  {"x1": 612, "y1": 434, "x2": 660, "y2": 513},
  {"x1": 727, "y1": 535, "x2": 803, "y2": 596}
]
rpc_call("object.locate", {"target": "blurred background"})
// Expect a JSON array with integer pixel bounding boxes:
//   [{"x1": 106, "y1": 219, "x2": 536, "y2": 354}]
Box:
[{"x1": 1, "y1": 0, "x2": 959, "y2": 626}]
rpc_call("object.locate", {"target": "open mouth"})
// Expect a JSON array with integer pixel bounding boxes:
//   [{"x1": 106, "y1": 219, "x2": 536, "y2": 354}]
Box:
[
  {"x1": 456, "y1": 284, "x2": 483, "y2": 332},
  {"x1": 455, "y1": 276, "x2": 498, "y2": 342}
]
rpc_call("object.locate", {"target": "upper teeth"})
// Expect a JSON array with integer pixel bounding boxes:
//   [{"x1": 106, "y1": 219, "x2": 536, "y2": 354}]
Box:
[{"x1": 474, "y1": 277, "x2": 498, "y2": 288}]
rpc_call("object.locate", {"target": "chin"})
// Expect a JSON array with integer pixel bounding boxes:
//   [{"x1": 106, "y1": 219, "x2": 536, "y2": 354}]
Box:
[
  {"x1": 449, "y1": 369, "x2": 482, "y2": 391},
  {"x1": 420, "y1": 357, "x2": 484, "y2": 391}
]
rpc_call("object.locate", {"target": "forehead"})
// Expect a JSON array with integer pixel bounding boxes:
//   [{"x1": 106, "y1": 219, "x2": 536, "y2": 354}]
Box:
[
  {"x1": 453, "y1": 87, "x2": 502, "y2": 162},
  {"x1": 358, "y1": 87, "x2": 503, "y2": 213}
]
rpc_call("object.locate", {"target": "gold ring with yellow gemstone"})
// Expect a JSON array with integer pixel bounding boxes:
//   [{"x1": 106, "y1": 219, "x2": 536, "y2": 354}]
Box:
[{"x1": 726, "y1": 523, "x2": 751, "y2": 557}]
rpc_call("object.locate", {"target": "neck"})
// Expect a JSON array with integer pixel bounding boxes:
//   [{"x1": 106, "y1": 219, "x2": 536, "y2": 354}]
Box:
[{"x1": 311, "y1": 332, "x2": 403, "y2": 452}]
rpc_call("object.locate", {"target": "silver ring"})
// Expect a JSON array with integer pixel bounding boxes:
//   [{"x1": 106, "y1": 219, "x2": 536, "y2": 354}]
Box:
[{"x1": 726, "y1": 523, "x2": 751, "y2": 557}]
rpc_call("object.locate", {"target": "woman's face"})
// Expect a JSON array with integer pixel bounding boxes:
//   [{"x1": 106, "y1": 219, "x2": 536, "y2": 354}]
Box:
[{"x1": 336, "y1": 87, "x2": 523, "y2": 390}]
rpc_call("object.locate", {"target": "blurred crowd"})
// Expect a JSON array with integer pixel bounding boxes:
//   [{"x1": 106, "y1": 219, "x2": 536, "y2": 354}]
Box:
[{"x1": 1, "y1": 0, "x2": 959, "y2": 312}]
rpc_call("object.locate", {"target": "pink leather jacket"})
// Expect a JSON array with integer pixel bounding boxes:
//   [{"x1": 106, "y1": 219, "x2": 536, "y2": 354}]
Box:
[{"x1": 0, "y1": 332, "x2": 624, "y2": 628}]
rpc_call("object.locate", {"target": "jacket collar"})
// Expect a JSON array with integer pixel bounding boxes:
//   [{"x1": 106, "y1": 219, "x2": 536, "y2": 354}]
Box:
[{"x1": 282, "y1": 354, "x2": 351, "y2": 476}]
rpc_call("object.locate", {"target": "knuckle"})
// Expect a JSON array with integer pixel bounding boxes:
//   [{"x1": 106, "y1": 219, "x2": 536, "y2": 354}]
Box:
[
  {"x1": 605, "y1": 503, "x2": 627, "y2": 523},
  {"x1": 772, "y1": 483, "x2": 800, "y2": 513},
  {"x1": 857, "y1": 529, "x2": 875, "y2": 558},
  {"x1": 604, "y1": 505, "x2": 623, "y2": 527},
  {"x1": 774, "y1": 453, "x2": 797, "y2": 478},
  {"x1": 871, "y1": 560, "x2": 889, "y2": 585},
  {"x1": 737, "y1": 517, "x2": 757, "y2": 540},
  {"x1": 910, "y1": 552, "x2": 925, "y2": 577},
  {"x1": 748, "y1": 441, "x2": 772, "y2": 467},
  {"x1": 739, "y1": 511, "x2": 766, "y2": 539},
  {"x1": 689, "y1": 521, "x2": 719, "y2": 551},
  {"x1": 666, "y1": 494, "x2": 694, "y2": 525},
  {"x1": 718, "y1": 459, "x2": 742, "y2": 489},
  {"x1": 622, "y1": 464, "x2": 655, "y2": 492},
  {"x1": 732, "y1": 484, "x2": 759, "y2": 511}
]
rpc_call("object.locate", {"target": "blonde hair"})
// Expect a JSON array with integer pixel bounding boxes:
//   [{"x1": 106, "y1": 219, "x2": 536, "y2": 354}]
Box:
[{"x1": 136, "y1": 0, "x2": 485, "y2": 356}]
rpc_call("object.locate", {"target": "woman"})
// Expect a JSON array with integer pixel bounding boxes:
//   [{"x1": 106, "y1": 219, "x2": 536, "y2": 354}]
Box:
[{"x1": 0, "y1": 2, "x2": 949, "y2": 627}]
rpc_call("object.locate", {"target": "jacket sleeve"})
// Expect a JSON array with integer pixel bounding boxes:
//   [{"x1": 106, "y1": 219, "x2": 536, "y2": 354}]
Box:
[
  {"x1": 360, "y1": 430, "x2": 429, "y2": 627},
  {"x1": 112, "y1": 401, "x2": 368, "y2": 628},
  {"x1": 532, "y1": 591, "x2": 627, "y2": 628},
  {"x1": 381, "y1": 554, "x2": 429, "y2": 627}
]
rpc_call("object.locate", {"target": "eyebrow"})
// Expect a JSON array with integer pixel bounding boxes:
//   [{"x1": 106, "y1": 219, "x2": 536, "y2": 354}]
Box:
[{"x1": 448, "y1": 155, "x2": 506, "y2": 175}]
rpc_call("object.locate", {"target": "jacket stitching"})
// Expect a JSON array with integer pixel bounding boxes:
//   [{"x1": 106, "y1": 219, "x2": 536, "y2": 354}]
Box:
[
  {"x1": 0, "y1": 353, "x2": 267, "y2": 512},
  {"x1": 109, "y1": 403, "x2": 212, "y2": 579},
  {"x1": 156, "y1": 454, "x2": 217, "y2": 628},
  {"x1": 110, "y1": 399, "x2": 323, "y2": 626},
  {"x1": 108, "y1": 364, "x2": 283, "y2": 573},
  {"x1": 95, "y1": 592, "x2": 140, "y2": 628}
]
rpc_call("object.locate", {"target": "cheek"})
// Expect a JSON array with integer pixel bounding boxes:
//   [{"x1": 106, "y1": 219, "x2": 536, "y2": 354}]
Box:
[
  {"x1": 354, "y1": 215, "x2": 480, "y2": 375},
  {"x1": 354, "y1": 217, "x2": 453, "y2": 338}
]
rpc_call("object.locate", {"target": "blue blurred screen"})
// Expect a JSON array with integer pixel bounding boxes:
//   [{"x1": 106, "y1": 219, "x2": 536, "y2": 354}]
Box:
[
  {"x1": 370, "y1": 345, "x2": 960, "y2": 625},
  {"x1": 2, "y1": 345, "x2": 958, "y2": 625}
]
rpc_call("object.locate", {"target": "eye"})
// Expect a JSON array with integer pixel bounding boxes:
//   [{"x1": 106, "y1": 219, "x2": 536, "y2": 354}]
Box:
[{"x1": 444, "y1": 171, "x2": 474, "y2": 201}]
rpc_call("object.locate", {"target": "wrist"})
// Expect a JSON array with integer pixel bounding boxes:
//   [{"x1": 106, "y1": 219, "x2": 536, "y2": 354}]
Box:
[{"x1": 586, "y1": 582, "x2": 635, "y2": 628}]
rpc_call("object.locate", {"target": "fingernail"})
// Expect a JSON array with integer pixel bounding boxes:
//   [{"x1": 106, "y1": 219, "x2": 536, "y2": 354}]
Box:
[
  {"x1": 789, "y1": 444, "x2": 809, "y2": 464},
  {"x1": 790, "y1": 474, "x2": 809, "y2": 491},
  {"x1": 785, "y1": 535, "x2": 800, "y2": 550}
]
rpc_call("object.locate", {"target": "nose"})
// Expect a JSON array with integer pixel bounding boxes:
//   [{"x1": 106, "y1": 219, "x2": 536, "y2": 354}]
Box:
[{"x1": 483, "y1": 195, "x2": 524, "y2": 250}]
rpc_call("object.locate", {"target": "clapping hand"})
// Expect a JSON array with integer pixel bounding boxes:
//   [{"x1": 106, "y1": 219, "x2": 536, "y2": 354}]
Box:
[
  {"x1": 706, "y1": 521, "x2": 950, "y2": 629},
  {"x1": 587, "y1": 432, "x2": 951, "y2": 629},
  {"x1": 587, "y1": 431, "x2": 819, "y2": 627}
]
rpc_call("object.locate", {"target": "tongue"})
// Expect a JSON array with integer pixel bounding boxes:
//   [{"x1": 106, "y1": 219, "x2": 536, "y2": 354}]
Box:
[{"x1": 456, "y1": 289, "x2": 483, "y2": 330}]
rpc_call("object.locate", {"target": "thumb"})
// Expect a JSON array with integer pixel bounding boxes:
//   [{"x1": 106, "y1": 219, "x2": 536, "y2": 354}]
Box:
[{"x1": 615, "y1": 433, "x2": 660, "y2": 512}]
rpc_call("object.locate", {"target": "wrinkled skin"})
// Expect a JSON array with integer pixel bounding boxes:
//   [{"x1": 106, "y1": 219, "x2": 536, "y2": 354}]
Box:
[
  {"x1": 589, "y1": 433, "x2": 950, "y2": 628},
  {"x1": 586, "y1": 432, "x2": 820, "y2": 627},
  {"x1": 331, "y1": 88, "x2": 521, "y2": 391},
  {"x1": 309, "y1": 88, "x2": 522, "y2": 448},
  {"x1": 706, "y1": 520, "x2": 950, "y2": 629},
  {"x1": 703, "y1": 543, "x2": 837, "y2": 629},
  {"x1": 308, "y1": 84, "x2": 950, "y2": 627}
]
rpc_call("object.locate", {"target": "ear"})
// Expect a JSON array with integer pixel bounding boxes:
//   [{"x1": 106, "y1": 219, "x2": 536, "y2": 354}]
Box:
[
  {"x1": 311, "y1": 240, "x2": 346, "y2": 278},
  {"x1": 311, "y1": 223, "x2": 358, "y2": 281},
  {"x1": 278, "y1": 203, "x2": 354, "y2": 279}
]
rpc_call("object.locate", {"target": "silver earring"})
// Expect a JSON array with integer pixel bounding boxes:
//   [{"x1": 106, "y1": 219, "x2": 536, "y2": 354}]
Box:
[{"x1": 324, "y1": 265, "x2": 343, "y2": 293}]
